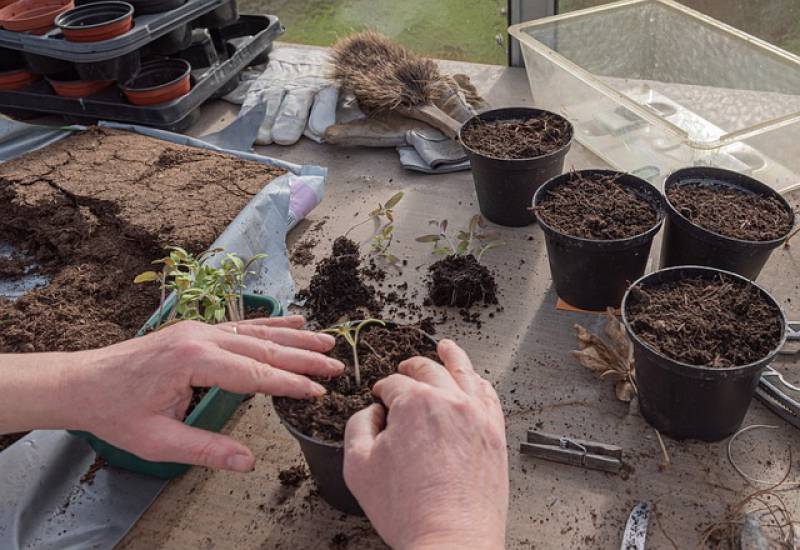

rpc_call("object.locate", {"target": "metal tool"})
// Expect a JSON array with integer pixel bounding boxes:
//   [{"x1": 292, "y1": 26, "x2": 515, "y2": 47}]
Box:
[
  {"x1": 620, "y1": 501, "x2": 650, "y2": 550},
  {"x1": 520, "y1": 430, "x2": 623, "y2": 474},
  {"x1": 756, "y1": 321, "x2": 800, "y2": 430}
]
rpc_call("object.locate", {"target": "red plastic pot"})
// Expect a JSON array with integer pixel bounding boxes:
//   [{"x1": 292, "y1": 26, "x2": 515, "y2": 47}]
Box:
[
  {"x1": 0, "y1": 0, "x2": 74, "y2": 35},
  {"x1": 121, "y1": 58, "x2": 191, "y2": 106},
  {"x1": 47, "y1": 75, "x2": 113, "y2": 98},
  {"x1": 0, "y1": 68, "x2": 39, "y2": 90},
  {"x1": 56, "y1": 1, "x2": 133, "y2": 43}
]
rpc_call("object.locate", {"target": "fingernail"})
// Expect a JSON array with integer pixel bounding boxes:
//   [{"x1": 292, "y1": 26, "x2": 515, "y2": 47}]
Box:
[
  {"x1": 328, "y1": 359, "x2": 345, "y2": 372},
  {"x1": 310, "y1": 382, "x2": 327, "y2": 396},
  {"x1": 316, "y1": 333, "x2": 336, "y2": 347},
  {"x1": 225, "y1": 453, "x2": 255, "y2": 472}
]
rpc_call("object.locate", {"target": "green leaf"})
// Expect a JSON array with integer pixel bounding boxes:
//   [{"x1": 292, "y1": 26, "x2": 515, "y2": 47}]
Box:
[
  {"x1": 416, "y1": 235, "x2": 440, "y2": 243},
  {"x1": 134, "y1": 271, "x2": 159, "y2": 284},
  {"x1": 384, "y1": 191, "x2": 404, "y2": 209},
  {"x1": 433, "y1": 246, "x2": 451, "y2": 256},
  {"x1": 469, "y1": 214, "x2": 480, "y2": 233},
  {"x1": 456, "y1": 240, "x2": 469, "y2": 255},
  {"x1": 386, "y1": 211, "x2": 394, "y2": 222}
]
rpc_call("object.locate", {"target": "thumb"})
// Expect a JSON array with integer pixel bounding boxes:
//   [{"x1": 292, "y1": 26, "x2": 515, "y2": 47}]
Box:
[
  {"x1": 344, "y1": 403, "x2": 385, "y2": 457},
  {"x1": 128, "y1": 416, "x2": 256, "y2": 473}
]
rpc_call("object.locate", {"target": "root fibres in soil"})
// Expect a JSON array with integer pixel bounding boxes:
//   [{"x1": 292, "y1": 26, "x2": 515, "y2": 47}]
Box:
[
  {"x1": 297, "y1": 237, "x2": 380, "y2": 326},
  {"x1": 667, "y1": 182, "x2": 792, "y2": 241},
  {"x1": 425, "y1": 254, "x2": 498, "y2": 308},
  {"x1": 626, "y1": 274, "x2": 783, "y2": 368},
  {"x1": 274, "y1": 323, "x2": 437, "y2": 442},
  {"x1": 535, "y1": 172, "x2": 659, "y2": 240},
  {"x1": 460, "y1": 113, "x2": 572, "y2": 160}
]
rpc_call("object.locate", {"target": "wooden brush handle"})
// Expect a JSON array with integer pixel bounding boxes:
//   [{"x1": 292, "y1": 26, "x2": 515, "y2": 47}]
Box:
[{"x1": 398, "y1": 104, "x2": 462, "y2": 140}]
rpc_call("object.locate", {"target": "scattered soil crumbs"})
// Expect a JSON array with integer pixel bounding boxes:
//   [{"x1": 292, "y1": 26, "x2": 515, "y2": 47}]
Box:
[
  {"x1": 274, "y1": 324, "x2": 437, "y2": 442},
  {"x1": 290, "y1": 238, "x2": 317, "y2": 267},
  {"x1": 330, "y1": 533, "x2": 350, "y2": 549},
  {"x1": 278, "y1": 464, "x2": 309, "y2": 487},
  {"x1": 80, "y1": 455, "x2": 108, "y2": 485},
  {"x1": 626, "y1": 274, "x2": 782, "y2": 368},
  {"x1": 297, "y1": 237, "x2": 379, "y2": 326},
  {"x1": 0, "y1": 432, "x2": 26, "y2": 453},
  {"x1": 0, "y1": 126, "x2": 284, "y2": 353},
  {"x1": 667, "y1": 182, "x2": 792, "y2": 241},
  {"x1": 535, "y1": 172, "x2": 659, "y2": 240},
  {"x1": 0, "y1": 255, "x2": 26, "y2": 278},
  {"x1": 460, "y1": 113, "x2": 572, "y2": 160},
  {"x1": 425, "y1": 255, "x2": 498, "y2": 309}
]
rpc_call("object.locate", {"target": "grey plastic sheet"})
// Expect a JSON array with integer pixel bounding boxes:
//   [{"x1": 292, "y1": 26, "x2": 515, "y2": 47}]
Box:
[{"x1": 0, "y1": 118, "x2": 327, "y2": 549}]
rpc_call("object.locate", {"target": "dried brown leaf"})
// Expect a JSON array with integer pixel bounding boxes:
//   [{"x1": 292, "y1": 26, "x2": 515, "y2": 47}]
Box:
[
  {"x1": 604, "y1": 308, "x2": 632, "y2": 365},
  {"x1": 570, "y1": 348, "x2": 612, "y2": 376},
  {"x1": 615, "y1": 380, "x2": 635, "y2": 402}
]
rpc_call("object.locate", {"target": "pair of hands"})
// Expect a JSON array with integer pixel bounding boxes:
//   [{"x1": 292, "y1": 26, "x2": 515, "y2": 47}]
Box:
[{"x1": 6, "y1": 317, "x2": 508, "y2": 549}]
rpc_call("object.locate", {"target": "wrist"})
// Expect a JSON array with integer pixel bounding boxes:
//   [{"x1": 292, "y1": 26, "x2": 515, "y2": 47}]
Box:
[{"x1": 404, "y1": 532, "x2": 504, "y2": 550}]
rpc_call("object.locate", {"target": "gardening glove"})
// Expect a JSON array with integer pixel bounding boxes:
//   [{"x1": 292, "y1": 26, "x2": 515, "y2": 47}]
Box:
[{"x1": 223, "y1": 46, "x2": 338, "y2": 146}]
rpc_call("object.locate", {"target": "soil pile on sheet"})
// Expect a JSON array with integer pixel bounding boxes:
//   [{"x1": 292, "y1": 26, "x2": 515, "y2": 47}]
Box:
[
  {"x1": 535, "y1": 172, "x2": 659, "y2": 240},
  {"x1": 0, "y1": 433, "x2": 26, "y2": 453},
  {"x1": 626, "y1": 274, "x2": 782, "y2": 368},
  {"x1": 424, "y1": 254, "x2": 497, "y2": 308},
  {"x1": 297, "y1": 237, "x2": 380, "y2": 327},
  {"x1": 667, "y1": 183, "x2": 792, "y2": 241},
  {"x1": 460, "y1": 113, "x2": 571, "y2": 160},
  {"x1": 278, "y1": 464, "x2": 309, "y2": 487},
  {"x1": 274, "y1": 324, "x2": 437, "y2": 442},
  {"x1": 0, "y1": 127, "x2": 285, "y2": 353}
]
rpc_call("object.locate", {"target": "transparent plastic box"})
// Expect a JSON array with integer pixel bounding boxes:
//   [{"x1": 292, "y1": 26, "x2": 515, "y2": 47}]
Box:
[{"x1": 508, "y1": 0, "x2": 800, "y2": 192}]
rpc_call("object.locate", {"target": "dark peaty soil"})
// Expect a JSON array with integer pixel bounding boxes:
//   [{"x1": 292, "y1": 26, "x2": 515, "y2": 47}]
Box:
[
  {"x1": 667, "y1": 182, "x2": 792, "y2": 241},
  {"x1": 460, "y1": 113, "x2": 572, "y2": 160},
  {"x1": 290, "y1": 238, "x2": 317, "y2": 267},
  {"x1": 274, "y1": 324, "x2": 438, "y2": 442},
  {"x1": 535, "y1": 172, "x2": 659, "y2": 240},
  {"x1": 425, "y1": 254, "x2": 498, "y2": 308},
  {"x1": 0, "y1": 126, "x2": 284, "y2": 353},
  {"x1": 626, "y1": 274, "x2": 783, "y2": 368},
  {"x1": 297, "y1": 237, "x2": 380, "y2": 327},
  {"x1": 278, "y1": 464, "x2": 309, "y2": 487},
  {"x1": 0, "y1": 432, "x2": 26, "y2": 453}
]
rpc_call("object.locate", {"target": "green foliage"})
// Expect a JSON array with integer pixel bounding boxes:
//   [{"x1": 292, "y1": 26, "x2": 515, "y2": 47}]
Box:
[
  {"x1": 416, "y1": 215, "x2": 503, "y2": 261},
  {"x1": 322, "y1": 319, "x2": 386, "y2": 386},
  {"x1": 345, "y1": 192, "x2": 404, "y2": 266},
  {"x1": 135, "y1": 246, "x2": 266, "y2": 328}
]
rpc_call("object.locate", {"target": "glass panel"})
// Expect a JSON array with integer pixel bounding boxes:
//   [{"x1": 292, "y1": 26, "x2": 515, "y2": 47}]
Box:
[
  {"x1": 239, "y1": 0, "x2": 509, "y2": 65},
  {"x1": 558, "y1": 0, "x2": 800, "y2": 57}
]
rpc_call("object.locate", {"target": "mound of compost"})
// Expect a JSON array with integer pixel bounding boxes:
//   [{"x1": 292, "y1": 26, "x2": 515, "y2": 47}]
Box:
[
  {"x1": 460, "y1": 113, "x2": 571, "y2": 160},
  {"x1": 667, "y1": 183, "x2": 792, "y2": 241},
  {"x1": 297, "y1": 237, "x2": 380, "y2": 327},
  {"x1": 626, "y1": 274, "x2": 782, "y2": 368},
  {"x1": 425, "y1": 254, "x2": 498, "y2": 308},
  {"x1": 0, "y1": 126, "x2": 285, "y2": 354},
  {"x1": 536, "y1": 172, "x2": 658, "y2": 240},
  {"x1": 274, "y1": 324, "x2": 437, "y2": 442}
]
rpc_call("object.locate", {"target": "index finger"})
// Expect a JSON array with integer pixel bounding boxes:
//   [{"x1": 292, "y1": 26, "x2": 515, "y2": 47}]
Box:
[{"x1": 437, "y1": 339, "x2": 482, "y2": 396}]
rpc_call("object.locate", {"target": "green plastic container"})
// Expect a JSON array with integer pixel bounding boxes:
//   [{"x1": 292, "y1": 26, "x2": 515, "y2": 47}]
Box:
[{"x1": 70, "y1": 293, "x2": 282, "y2": 479}]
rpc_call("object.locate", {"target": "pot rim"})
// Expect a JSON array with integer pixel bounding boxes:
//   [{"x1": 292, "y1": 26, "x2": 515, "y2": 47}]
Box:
[
  {"x1": 664, "y1": 166, "x2": 795, "y2": 247},
  {"x1": 0, "y1": 0, "x2": 71, "y2": 23},
  {"x1": 120, "y1": 58, "x2": 191, "y2": 92},
  {"x1": 459, "y1": 106, "x2": 574, "y2": 163},
  {"x1": 55, "y1": 1, "x2": 133, "y2": 30},
  {"x1": 273, "y1": 320, "x2": 439, "y2": 448},
  {"x1": 621, "y1": 265, "x2": 788, "y2": 374},
  {"x1": 532, "y1": 168, "x2": 667, "y2": 245}
]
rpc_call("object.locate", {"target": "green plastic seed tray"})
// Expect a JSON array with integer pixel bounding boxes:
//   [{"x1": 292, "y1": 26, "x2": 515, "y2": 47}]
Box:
[{"x1": 70, "y1": 293, "x2": 282, "y2": 479}]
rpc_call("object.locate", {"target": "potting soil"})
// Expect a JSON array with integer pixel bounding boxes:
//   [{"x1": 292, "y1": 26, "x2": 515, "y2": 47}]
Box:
[
  {"x1": 274, "y1": 324, "x2": 437, "y2": 442},
  {"x1": 0, "y1": 126, "x2": 285, "y2": 354},
  {"x1": 425, "y1": 254, "x2": 498, "y2": 308},
  {"x1": 626, "y1": 274, "x2": 783, "y2": 368},
  {"x1": 535, "y1": 172, "x2": 658, "y2": 240},
  {"x1": 667, "y1": 183, "x2": 792, "y2": 241},
  {"x1": 460, "y1": 113, "x2": 571, "y2": 160}
]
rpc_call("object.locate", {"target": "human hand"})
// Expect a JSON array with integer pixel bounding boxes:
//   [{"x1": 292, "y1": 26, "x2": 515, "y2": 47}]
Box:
[
  {"x1": 65, "y1": 316, "x2": 342, "y2": 472},
  {"x1": 344, "y1": 340, "x2": 508, "y2": 550}
]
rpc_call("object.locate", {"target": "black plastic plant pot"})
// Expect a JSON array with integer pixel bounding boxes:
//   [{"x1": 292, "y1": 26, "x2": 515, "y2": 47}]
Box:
[
  {"x1": 148, "y1": 22, "x2": 192, "y2": 55},
  {"x1": 126, "y1": 0, "x2": 186, "y2": 14},
  {"x1": 75, "y1": 49, "x2": 139, "y2": 81},
  {"x1": 0, "y1": 47, "x2": 25, "y2": 72},
  {"x1": 274, "y1": 321, "x2": 438, "y2": 515},
  {"x1": 460, "y1": 107, "x2": 572, "y2": 227},
  {"x1": 621, "y1": 266, "x2": 787, "y2": 442},
  {"x1": 193, "y1": 0, "x2": 238, "y2": 29},
  {"x1": 660, "y1": 167, "x2": 794, "y2": 280},
  {"x1": 22, "y1": 51, "x2": 68, "y2": 76},
  {"x1": 532, "y1": 169, "x2": 666, "y2": 311},
  {"x1": 176, "y1": 28, "x2": 219, "y2": 69}
]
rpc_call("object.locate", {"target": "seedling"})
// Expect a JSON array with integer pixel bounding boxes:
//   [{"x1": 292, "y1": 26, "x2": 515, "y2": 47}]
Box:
[
  {"x1": 134, "y1": 246, "x2": 266, "y2": 328},
  {"x1": 322, "y1": 319, "x2": 386, "y2": 386},
  {"x1": 416, "y1": 214, "x2": 503, "y2": 262},
  {"x1": 345, "y1": 192, "x2": 404, "y2": 265}
]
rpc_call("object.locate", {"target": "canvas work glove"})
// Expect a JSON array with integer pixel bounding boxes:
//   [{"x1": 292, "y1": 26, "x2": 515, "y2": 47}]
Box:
[{"x1": 224, "y1": 46, "x2": 338, "y2": 145}]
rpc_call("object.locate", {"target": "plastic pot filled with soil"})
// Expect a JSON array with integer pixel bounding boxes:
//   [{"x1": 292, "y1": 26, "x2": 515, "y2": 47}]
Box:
[
  {"x1": 273, "y1": 321, "x2": 438, "y2": 514},
  {"x1": 622, "y1": 266, "x2": 786, "y2": 441},
  {"x1": 72, "y1": 293, "x2": 283, "y2": 478},
  {"x1": 120, "y1": 58, "x2": 191, "y2": 105},
  {"x1": 533, "y1": 169, "x2": 666, "y2": 311},
  {"x1": 459, "y1": 107, "x2": 573, "y2": 227},
  {"x1": 56, "y1": 1, "x2": 134, "y2": 42},
  {"x1": 660, "y1": 167, "x2": 794, "y2": 280},
  {"x1": 0, "y1": 0, "x2": 74, "y2": 34}
]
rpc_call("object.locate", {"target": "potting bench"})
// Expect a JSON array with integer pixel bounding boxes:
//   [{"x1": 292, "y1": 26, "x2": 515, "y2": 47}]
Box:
[{"x1": 95, "y1": 44, "x2": 800, "y2": 549}]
